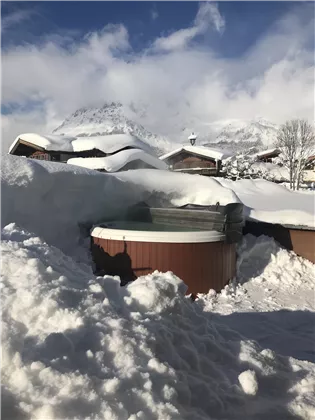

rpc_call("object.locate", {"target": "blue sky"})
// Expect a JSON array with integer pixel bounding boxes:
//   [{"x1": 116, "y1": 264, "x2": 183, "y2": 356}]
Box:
[
  {"x1": 1, "y1": 2, "x2": 314, "y2": 149},
  {"x1": 2, "y1": 2, "x2": 297, "y2": 56}
]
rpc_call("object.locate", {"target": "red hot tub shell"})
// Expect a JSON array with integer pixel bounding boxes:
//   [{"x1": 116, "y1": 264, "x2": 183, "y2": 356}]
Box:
[{"x1": 91, "y1": 222, "x2": 236, "y2": 295}]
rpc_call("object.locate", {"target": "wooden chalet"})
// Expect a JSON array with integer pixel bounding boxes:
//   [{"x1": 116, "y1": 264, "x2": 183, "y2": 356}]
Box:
[
  {"x1": 9, "y1": 133, "x2": 153, "y2": 162},
  {"x1": 306, "y1": 155, "x2": 315, "y2": 170},
  {"x1": 160, "y1": 145, "x2": 233, "y2": 177},
  {"x1": 7, "y1": 133, "x2": 166, "y2": 172},
  {"x1": 10, "y1": 140, "x2": 104, "y2": 162},
  {"x1": 254, "y1": 148, "x2": 281, "y2": 163}
]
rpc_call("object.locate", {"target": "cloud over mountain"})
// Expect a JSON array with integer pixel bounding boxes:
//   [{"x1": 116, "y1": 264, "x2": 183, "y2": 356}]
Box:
[{"x1": 2, "y1": 2, "x2": 314, "y2": 152}]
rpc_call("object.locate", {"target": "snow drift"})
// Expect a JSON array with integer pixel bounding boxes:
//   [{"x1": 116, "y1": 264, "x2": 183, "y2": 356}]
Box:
[
  {"x1": 1, "y1": 155, "x2": 314, "y2": 258},
  {"x1": 1, "y1": 155, "x2": 142, "y2": 254},
  {"x1": 2, "y1": 224, "x2": 315, "y2": 420},
  {"x1": 198, "y1": 234, "x2": 315, "y2": 364},
  {"x1": 216, "y1": 177, "x2": 315, "y2": 227},
  {"x1": 0, "y1": 155, "x2": 238, "y2": 253}
]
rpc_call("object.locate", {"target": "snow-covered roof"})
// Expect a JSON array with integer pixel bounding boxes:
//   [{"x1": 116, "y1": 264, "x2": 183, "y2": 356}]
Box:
[
  {"x1": 8, "y1": 133, "x2": 77, "y2": 153},
  {"x1": 67, "y1": 149, "x2": 168, "y2": 172},
  {"x1": 72, "y1": 135, "x2": 153, "y2": 155},
  {"x1": 188, "y1": 133, "x2": 197, "y2": 140},
  {"x1": 160, "y1": 145, "x2": 233, "y2": 162},
  {"x1": 9, "y1": 133, "x2": 154, "y2": 155},
  {"x1": 253, "y1": 148, "x2": 280, "y2": 158}
]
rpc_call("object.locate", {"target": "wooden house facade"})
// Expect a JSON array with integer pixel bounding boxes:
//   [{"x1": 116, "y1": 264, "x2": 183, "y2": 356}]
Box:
[
  {"x1": 160, "y1": 145, "x2": 232, "y2": 177},
  {"x1": 255, "y1": 148, "x2": 281, "y2": 163}
]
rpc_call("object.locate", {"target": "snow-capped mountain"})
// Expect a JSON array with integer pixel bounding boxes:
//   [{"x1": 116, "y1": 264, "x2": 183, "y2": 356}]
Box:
[
  {"x1": 199, "y1": 117, "x2": 279, "y2": 150},
  {"x1": 53, "y1": 103, "x2": 174, "y2": 155},
  {"x1": 53, "y1": 102, "x2": 280, "y2": 155}
]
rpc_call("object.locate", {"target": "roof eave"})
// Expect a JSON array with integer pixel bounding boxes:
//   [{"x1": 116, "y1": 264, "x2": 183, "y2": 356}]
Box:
[{"x1": 9, "y1": 138, "x2": 46, "y2": 155}]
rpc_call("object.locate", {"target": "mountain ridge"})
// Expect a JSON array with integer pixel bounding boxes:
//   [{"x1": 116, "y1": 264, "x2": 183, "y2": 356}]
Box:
[
  {"x1": 53, "y1": 103, "x2": 174, "y2": 155},
  {"x1": 53, "y1": 103, "x2": 279, "y2": 154}
]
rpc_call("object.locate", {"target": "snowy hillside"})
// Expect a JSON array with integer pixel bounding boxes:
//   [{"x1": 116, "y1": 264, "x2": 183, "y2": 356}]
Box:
[{"x1": 53, "y1": 103, "x2": 174, "y2": 155}]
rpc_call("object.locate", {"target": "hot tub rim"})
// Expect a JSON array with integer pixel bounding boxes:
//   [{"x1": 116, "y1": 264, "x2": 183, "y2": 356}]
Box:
[{"x1": 91, "y1": 223, "x2": 226, "y2": 244}]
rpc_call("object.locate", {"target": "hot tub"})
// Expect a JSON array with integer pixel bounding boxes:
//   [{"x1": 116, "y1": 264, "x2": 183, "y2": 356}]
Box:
[{"x1": 91, "y1": 220, "x2": 236, "y2": 295}]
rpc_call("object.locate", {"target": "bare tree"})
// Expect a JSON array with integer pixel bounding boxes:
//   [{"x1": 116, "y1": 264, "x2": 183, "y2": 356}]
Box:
[{"x1": 276, "y1": 119, "x2": 315, "y2": 190}]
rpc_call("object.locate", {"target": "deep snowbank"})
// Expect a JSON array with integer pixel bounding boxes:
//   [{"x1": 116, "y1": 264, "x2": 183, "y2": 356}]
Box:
[
  {"x1": 216, "y1": 178, "x2": 315, "y2": 227},
  {"x1": 2, "y1": 155, "x2": 315, "y2": 419},
  {"x1": 1, "y1": 155, "x2": 238, "y2": 253},
  {"x1": 2, "y1": 223, "x2": 315, "y2": 420},
  {"x1": 2, "y1": 156, "x2": 314, "y2": 258},
  {"x1": 1, "y1": 155, "x2": 141, "y2": 254}
]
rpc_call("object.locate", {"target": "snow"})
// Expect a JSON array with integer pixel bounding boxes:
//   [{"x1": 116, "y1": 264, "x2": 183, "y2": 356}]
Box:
[
  {"x1": 1, "y1": 155, "x2": 238, "y2": 252},
  {"x1": 196, "y1": 234, "x2": 315, "y2": 363},
  {"x1": 208, "y1": 117, "x2": 279, "y2": 147},
  {"x1": 2, "y1": 154, "x2": 315, "y2": 419},
  {"x1": 115, "y1": 169, "x2": 239, "y2": 207},
  {"x1": 9, "y1": 132, "x2": 155, "y2": 156},
  {"x1": 2, "y1": 225, "x2": 315, "y2": 419},
  {"x1": 251, "y1": 162, "x2": 290, "y2": 182},
  {"x1": 73, "y1": 134, "x2": 154, "y2": 155},
  {"x1": 216, "y1": 178, "x2": 315, "y2": 227},
  {"x1": 2, "y1": 156, "x2": 314, "y2": 259},
  {"x1": 1, "y1": 155, "x2": 145, "y2": 254},
  {"x1": 115, "y1": 171, "x2": 315, "y2": 228},
  {"x1": 253, "y1": 148, "x2": 280, "y2": 158},
  {"x1": 238, "y1": 370, "x2": 259, "y2": 395},
  {"x1": 8, "y1": 133, "x2": 77, "y2": 153},
  {"x1": 53, "y1": 103, "x2": 175, "y2": 155},
  {"x1": 67, "y1": 149, "x2": 168, "y2": 172},
  {"x1": 160, "y1": 145, "x2": 233, "y2": 162}
]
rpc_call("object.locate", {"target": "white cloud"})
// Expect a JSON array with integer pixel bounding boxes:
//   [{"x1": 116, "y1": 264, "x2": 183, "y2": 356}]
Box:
[
  {"x1": 2, "y1": 8, "x2": 35, "y2": 32},
  {"x1": 1, "y1": 3, "x2": 314, "y2": 152},
  {"x1": 194, "y1": 2, "x2": 225, "y2": 35},
  {"x1": 151, "y1": 7, "x2": 159, "y2": 21},
  {"x1": 153, "y1": 2, "x2": 224, "y2": 52},
  {"x1": 1, "y1": 110, "x2": 56, "y2": 155},
  {"x1": 153, "y1": 27, "x2": 200, "y2": 52}
]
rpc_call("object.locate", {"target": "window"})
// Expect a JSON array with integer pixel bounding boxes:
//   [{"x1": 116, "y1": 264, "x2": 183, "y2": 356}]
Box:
[{"x1": 30, "y1": 151, "x2": 51, "y2": 161}]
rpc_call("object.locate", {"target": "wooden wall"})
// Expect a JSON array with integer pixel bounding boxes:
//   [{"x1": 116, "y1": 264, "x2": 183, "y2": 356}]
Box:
[
  {"x1": 173, "y1": 156, "x2": 216, "y2": 170},
  {"x1": 167, "y1": 151, "x2": 217, "y2": 170}
]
